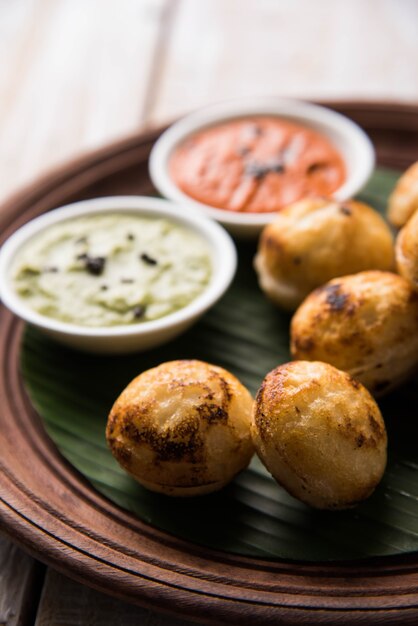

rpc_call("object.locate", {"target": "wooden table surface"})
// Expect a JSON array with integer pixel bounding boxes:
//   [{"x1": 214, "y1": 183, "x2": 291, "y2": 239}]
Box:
[{"x1": 1, "y1": 1, "x2": 418, "y2": 624}]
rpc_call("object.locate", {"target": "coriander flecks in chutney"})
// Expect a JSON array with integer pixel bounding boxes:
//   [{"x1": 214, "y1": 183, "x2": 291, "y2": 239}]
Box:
[
  {"x1": 169, "y1": 116, "x2": 346, "y2": 213},
  {"x1": 12, "y1": 213, "x2": 212, "y2": 327}
]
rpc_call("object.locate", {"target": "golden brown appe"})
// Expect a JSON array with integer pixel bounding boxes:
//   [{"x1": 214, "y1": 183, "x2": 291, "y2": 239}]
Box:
[
  {"x1": 251, "y1": 361, "x2": 387, "y2": 510},
  {"x1": 254, "y1": 198, "x2": 395, "y2": 311},
  {"x1": 106, "y1": 360, "x2": 254, "y2": 496},
  {"x1": 396, "y1": 209, "x2": 418, "y2": 290},
  {"x1": 290, "y1": 271, "x2": 418, "y2": 395},
  {"x1": 387, "y1": 161, "x2": 418, "y2": 228}
]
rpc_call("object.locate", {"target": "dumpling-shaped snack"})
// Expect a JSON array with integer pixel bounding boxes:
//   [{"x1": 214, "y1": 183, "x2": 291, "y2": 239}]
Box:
[
  {"x1": 106, "y1": 360, "x2": 254, "y2": 496},
  {"x1": 290, "y1": 271, "x2": 418, "y2": 395},
  {"x1": 387, "y1": 161, "x2": 418, "y2": 228},
  {"x1": 254, "y1": 198, "x2": 394, "y2": 311},
  {"x1": 396, "y1": 209, "x2": 418, "y2": 290},
  {"x1": 251, "y1": 361, "x2": 387, "y2": 510}
]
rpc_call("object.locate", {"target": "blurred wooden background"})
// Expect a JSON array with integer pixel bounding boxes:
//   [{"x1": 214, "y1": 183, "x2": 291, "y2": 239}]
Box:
[
  {"x1": 1, "y1": 0, "x2": 418, "y2": 202},
  {"x1": 1, "y1": 1, "x2": 418, "y2": 624}
]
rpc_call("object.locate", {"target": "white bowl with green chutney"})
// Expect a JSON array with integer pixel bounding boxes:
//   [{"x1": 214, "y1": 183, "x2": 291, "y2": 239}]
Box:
[{"x1": 0, "y1": 196, "x2": 237, "y2": 354}]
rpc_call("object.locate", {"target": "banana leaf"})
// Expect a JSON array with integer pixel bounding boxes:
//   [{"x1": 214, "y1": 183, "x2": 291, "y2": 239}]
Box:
[{"x1": 21, "y1": 167, "x2": 418, "y2": 561}]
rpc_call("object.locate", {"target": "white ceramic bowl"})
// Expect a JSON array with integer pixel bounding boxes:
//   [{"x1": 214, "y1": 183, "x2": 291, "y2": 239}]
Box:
[
  {"x1": 149, "y1": 97, "x2": 376, "y2": 238},
  {"x1": 0, "y1": 196, "x2": 237, "y2": 354}
]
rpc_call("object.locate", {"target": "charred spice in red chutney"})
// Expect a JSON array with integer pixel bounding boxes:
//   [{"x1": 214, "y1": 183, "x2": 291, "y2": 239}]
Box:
[{"x1": 169, "y1": 116, "x2": 346, "y2": 213}]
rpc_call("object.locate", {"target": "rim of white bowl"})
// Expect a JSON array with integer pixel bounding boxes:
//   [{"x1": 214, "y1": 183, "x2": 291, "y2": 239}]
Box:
[
  {"x1": 149, "y1": 97, "x2": 376, "y2": 228},
  {"x1": 0, "y1": 196, "x2": 237, "y2": 337}
]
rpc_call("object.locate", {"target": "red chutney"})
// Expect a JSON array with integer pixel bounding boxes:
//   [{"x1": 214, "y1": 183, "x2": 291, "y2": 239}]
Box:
[{"x1": 169, "y1": 116, "x2": 346, "y2": 213}]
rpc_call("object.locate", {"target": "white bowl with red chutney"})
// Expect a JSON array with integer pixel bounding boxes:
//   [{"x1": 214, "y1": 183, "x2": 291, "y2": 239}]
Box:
[
  {"x1": 149, "y1": 98, "x2": 375, "y2": 237},
  {"x1": 0, "y1": 196, "x2": 237, "y2": 354}
]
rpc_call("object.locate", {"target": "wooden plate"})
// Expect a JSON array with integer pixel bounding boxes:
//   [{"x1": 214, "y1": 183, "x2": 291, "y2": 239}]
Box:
[{"x1": 2, "y1": 102, "x2": 418, "y2": 625}]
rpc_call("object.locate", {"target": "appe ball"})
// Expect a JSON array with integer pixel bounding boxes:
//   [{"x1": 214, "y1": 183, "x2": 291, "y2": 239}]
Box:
[
  {"x1": 106, "y1": 360, "x2": 254, "y2": 496},
  {"x1": 251, "y1": 361, "x2": 387, "y2": 510},
  {"x1": 254, "y1": 198, "x2": 395, "y2": 311},
  {"x1": 387, "y1": 161, "x2": 418, "y2": 228},
  {"x1": 290, "y1": 271, "x2": 418, "y2": 395},
  {"x1": 396, "y1": 209, "x2": 418, "y2": 290}
]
